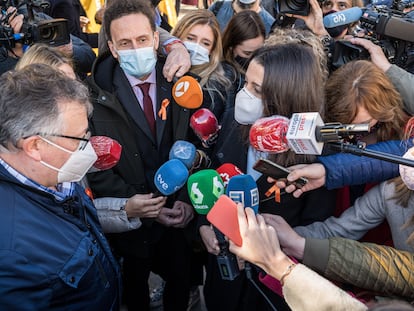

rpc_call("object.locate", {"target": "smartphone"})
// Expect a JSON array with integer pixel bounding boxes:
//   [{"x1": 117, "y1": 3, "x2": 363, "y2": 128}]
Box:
[
  {"x1": 253, "y1": 158, "x2": 308, "y2": 188},
  {"x1": 207, "y1": 195, "x2": 243, "y2": 247}
]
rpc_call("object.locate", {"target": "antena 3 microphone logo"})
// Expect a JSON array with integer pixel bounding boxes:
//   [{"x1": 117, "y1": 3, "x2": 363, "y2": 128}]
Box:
[{"x1": 174, "y1": 81, "x2": 189, "y2": 98}]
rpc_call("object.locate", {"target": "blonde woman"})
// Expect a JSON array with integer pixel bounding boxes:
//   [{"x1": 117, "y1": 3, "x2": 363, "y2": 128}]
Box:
[{"x1": 172, "y1": 9, "x2": 233, "y2": 123}]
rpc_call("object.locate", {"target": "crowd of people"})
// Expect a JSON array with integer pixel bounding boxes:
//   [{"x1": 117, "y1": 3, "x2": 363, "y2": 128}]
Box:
[{"x1": 0, "y1": 0, "x2": 414, "y2": 310}]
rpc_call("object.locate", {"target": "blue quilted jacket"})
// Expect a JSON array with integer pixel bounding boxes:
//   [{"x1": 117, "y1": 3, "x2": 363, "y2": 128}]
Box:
[
  {"x1": 0, "y1": 165, "x2": 122, "y2": 310},
  {"x1": 319, "y1": 139, "x2": 414, "y2": 189}
]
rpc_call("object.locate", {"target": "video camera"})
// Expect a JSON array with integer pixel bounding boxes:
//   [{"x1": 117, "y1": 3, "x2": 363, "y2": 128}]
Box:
[
  {"x1": 0, "y1": 0, "x2": 70, "y2": 51},
  {"x1": 332, "y1": 6, "x2": 414, "y2": 71}
]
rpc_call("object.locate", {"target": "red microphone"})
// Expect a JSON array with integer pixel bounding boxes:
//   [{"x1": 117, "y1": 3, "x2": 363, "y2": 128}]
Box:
[
  {"x1": 172, "y1": 76, "x2": 203, "y2": 109},
  {"x1": 89, "y1": 136, "x2": 122, "y2": 172},
  {"x1": 249, "y1": 116, "x2": 290, "y2": 154},
  {"x1": 190, "y1": 108, "x2": 221, "y2": 148},
  {"x1": 250, "y1": 113, "x2": 370, "y2": 155},
  {"x1": 216, "y1": 163, "x2": 244, "y2": 188}
]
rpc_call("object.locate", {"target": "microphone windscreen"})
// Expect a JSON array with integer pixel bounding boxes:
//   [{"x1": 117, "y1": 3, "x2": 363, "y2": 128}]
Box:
[
  {"x1": 226, "y1": 174, "x2": 259, "y2": 214},
  {"x1": 187, "y1": 169, "x2": 225, "y2": 215},
  {"x1": 190, "y1": 108, "x2": 220, "y2": 141},
  {"x1": 216, "y1": 163, "x2": 244, "y2": 188},
  {"x1": 169, "y1": 140, "x2": 196, "y2": 169},
  {"x1": 154, "y1": 159, "x2": 189, "y2": 196},
  {"x1": 90, "y1": 136, "x2": 122, "y2": 171},
  {"x1": 250, "y1": 116, "x2": 290, "y2": 153},
  {"x1": 172, "y1": 76, "x2": 203, "y2": 109},
  {"x1": 323, "y1": 7, "x2": 363, "y2": 28}
]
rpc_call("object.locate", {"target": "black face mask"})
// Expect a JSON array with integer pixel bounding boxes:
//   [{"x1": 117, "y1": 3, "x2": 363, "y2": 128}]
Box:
[
  {"x1": 323, "y1": 10, "x2": 348, "y2": 38},
  {"x1": 234, "y1": 55, "x2": 249, "y2": 71}
]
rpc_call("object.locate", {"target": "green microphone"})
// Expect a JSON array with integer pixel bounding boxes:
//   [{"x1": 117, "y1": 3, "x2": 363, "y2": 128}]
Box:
[
  {"x1": 187, "y1": 169, "x2": 224, "y2": 215},
  {"x1": 187, "y1": 169, "x2": 240, "y2": 281}
]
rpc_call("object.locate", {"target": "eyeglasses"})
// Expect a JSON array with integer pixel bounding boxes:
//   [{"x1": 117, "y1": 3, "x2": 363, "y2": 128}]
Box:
[
  {"x1": 24, "y1": 131, "x2": 91, "y2": 151},
  {"x1": 47, "y1": 131, "x2": 91, "y2": 151}
]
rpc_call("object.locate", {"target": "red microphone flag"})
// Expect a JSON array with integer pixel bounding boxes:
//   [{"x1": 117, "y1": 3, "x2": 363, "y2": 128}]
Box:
[
  {"x1": 90, "y1": 136, "x2": 122, "y2": 171},
  {"x1": 249, "y1": 116, "x2": 290, "y2": 153}
]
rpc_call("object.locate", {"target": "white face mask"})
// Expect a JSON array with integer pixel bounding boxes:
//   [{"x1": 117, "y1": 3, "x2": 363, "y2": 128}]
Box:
[
  {"x1": 400, "y1": 147, "x2": 414, "y2": 190},
  {"x1": 234, "y1": 87, "x2": 263, "y2": 125},
  {"x1": 39, "y1": 137, "x2": 98, "y2": 183},
  {"x1": 117, "y1": 46, "x2": 157, "y2": 78},
  {"x1": 184, "y1": 41, "x2": 210, "y2": 66}
]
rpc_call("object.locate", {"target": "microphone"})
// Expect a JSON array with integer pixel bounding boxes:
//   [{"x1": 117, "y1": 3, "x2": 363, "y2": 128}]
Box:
[
  {"x1": 187, "y1": 169, "x2": 240, "y2": 280},
  {"x1": 216, "y1": 163, "x2": 244, "y2": 188},
  {"x1": 169, "y1": 140, "x2": 197, "y2": 170},
  {"x1": 154, "y1": 159, "x2": 189, "y2": 196},
  {"x1": 88, "y1": 136, "x2": 122, "y2": 172},
  {"x1": 250, "y1": 113, "x2": 370, "y2": 155},
  {"x1": 190, "y1": 108, "x2": 221, "y2": 148},
  {"x1": 323, "y1": 7, "x2": 363, "y2": 28},
  {"x1": 187, "y1": 169, "x2": 225, "y2": 214},
  {"x1": 226, "y1": 174, "x2": 259, "y2": 214},
  {"x1": 172, "y1": 75, "x2": 203, "y2": 109}
]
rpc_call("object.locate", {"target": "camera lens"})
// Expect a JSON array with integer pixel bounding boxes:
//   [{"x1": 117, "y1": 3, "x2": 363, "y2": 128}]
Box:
[{"x1": 39, "y1": 26, "x2": 56, "y2": 41}]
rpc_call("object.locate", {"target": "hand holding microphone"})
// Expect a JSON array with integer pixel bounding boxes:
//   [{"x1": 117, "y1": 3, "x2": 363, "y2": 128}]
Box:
[{"x1": 152, "y1": 159, "x2": 190, "y2": 225}]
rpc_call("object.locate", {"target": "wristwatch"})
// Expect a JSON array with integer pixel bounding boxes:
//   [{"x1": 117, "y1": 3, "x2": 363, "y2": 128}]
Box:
[{"x1": 320, "y1": 34, "x2": 334, "y2": 58}]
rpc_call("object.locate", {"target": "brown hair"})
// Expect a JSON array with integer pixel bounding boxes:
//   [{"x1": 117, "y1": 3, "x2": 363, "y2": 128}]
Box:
[
  {"x1": 104, "y1": 0, "x2": 156, "y2": 41},
  {"x1": 325, "y1": 60, "x2": 408, "y2": 142},
  {"x1": 241, "y1": 43, "x2": 324, "y2": 166},
  {"x1": 222, "y1": 10, "x2": 265, "y2": 73}
]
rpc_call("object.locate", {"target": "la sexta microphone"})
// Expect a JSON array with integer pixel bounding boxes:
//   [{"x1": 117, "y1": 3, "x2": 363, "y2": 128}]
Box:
[
  {"x1": 88, "y1": 136, "x2": 122, "y2": 172},
  {"x1": 323, "y1": 7, "x2": 363, "y2": 28},
  {"x1": 250, "y1": 113, "x2": 370, "y2": 155},
  {"x1": 226, "y1": 174, "x2": 259, "y2": 214},
  {"x1": 216, "y1": 163, "x2": 244, "y2": 188},
  {"x1": 172, "y1": 75, "x2": 203, "y2": 109},
  {"x1": 169, "y1": 140, "x2": 197, "y2": 170},
  {"x1": 187, "y1": 169, "x2": 225, "y2": 214},
  {"x1": 154, "y1": 159, "x2": 189, "y2": 196},
  {"x1": 188, "y1": 169, "x2": 240, "y2": 280},
  {"x1": 190, "y1": 108, "x2": 221, "y2": 148}
]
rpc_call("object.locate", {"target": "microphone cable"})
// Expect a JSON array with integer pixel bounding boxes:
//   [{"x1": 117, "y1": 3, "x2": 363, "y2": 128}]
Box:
[{"x1": 245, "y1": 262, "x2": 278, "y2": 311}]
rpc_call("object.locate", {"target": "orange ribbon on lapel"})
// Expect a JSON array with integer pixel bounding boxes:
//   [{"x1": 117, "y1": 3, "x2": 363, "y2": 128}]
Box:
[{"x1": 158, "y1": 98, "x2": 170, "y2": 121}]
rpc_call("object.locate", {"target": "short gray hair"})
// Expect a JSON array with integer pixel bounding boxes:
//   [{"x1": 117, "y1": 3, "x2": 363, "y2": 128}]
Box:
[{"x1": 0, "y1": 63, "x2": 92, "y2": 152}]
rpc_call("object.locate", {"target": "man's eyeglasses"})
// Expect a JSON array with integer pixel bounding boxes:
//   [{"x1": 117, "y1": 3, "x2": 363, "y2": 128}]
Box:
[
  {"x1": 48, "y1": 132, "x2": 91, "y2": 150},
  {"x1": 24, "y1": 131, "x2": 91, "y2": 151}
]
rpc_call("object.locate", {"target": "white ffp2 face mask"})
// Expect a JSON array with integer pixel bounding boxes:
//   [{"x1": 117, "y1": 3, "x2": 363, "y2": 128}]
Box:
[
  {"x1": 39, "y1": 137, "x2": 98, "y2": 183},
  {"x1": 184, "y1": 41, "x2": 210, "y2": 66},
  {"x1": 234, "y1": 87, "x2": 263, "y2": 125}
]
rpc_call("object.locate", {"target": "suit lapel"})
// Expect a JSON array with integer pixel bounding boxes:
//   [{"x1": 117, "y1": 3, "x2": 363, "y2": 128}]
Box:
[
  {"x1": 112, "y1": 65, "x2": 156, "y2": 143},
  {"x1": 155, "y1": 64, "x2": 172, "y2": 146}
]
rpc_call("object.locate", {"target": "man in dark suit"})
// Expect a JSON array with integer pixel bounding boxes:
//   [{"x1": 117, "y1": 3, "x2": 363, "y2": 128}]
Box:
[{"x1": 86, "y1": 0, "x2": 195, "y2": 310}]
